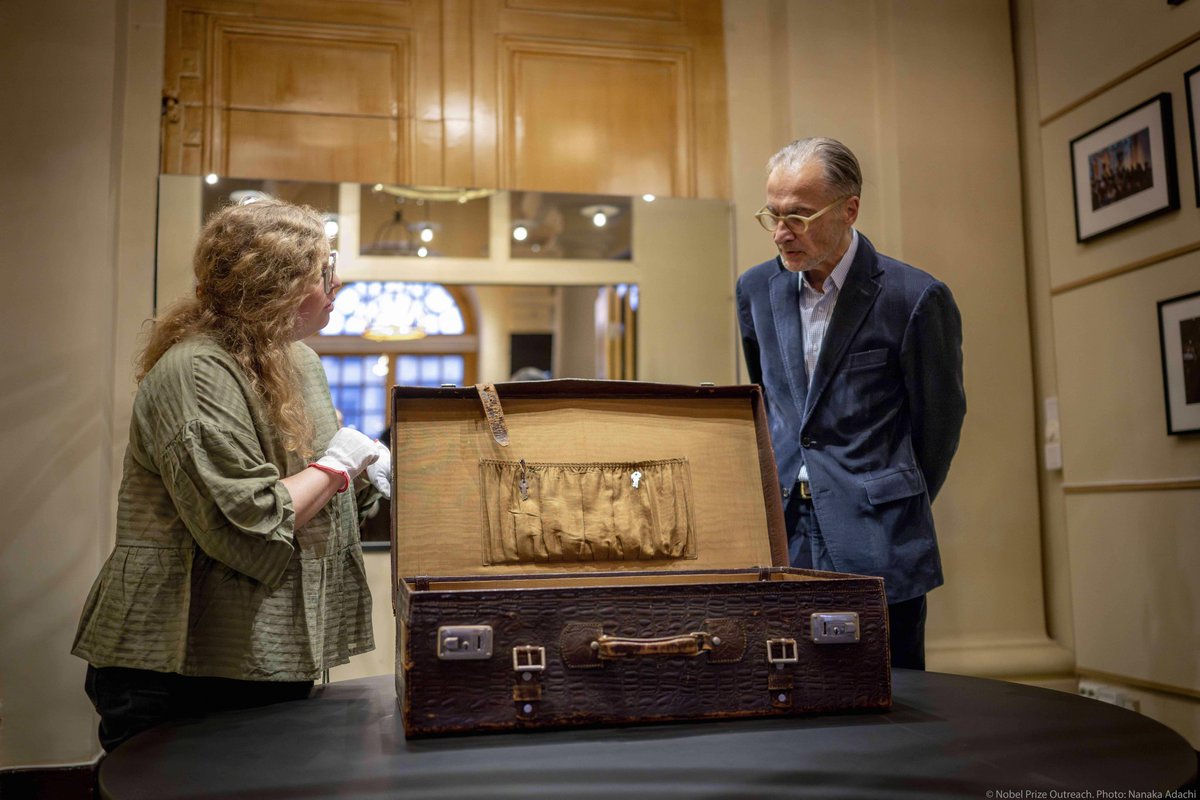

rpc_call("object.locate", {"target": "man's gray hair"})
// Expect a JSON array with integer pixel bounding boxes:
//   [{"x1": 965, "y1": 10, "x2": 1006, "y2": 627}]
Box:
[{"x1": 767, "y1": 138, "x2": 862, "y2": 198}]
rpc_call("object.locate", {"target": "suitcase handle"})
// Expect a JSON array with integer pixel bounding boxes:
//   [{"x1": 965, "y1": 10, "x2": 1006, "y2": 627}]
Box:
[{"x1": 595, "y1": 631, "x2": 712, "y2": 659}]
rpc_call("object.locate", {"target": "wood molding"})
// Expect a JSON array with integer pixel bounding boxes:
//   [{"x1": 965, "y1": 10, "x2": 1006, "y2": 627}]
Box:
[
  {"x1": 207, "y1": 17, "x2": 414, "y2": 181},
  {"x1": 495, "y1": 35, "x2": 695, "y2": 196},
  {"x1": 1049, "y1": 239, "x2": 1200, "y2": 295},
  {"x1": 1039, "y1": 29, "x2": 1200, "y2": 126},
  {"x1": 503, "y1": 0, "x2": 684, "y2": 23},
  {"x1": 1062, "y1": 478, "x2": 1200, "y2": 494},
  {"x1": 926, "y1": 637, "x2": 1075, "y2": 679},
  {"x1": 1077, "y1": 667, "x2": 1200, "y2": 702}
]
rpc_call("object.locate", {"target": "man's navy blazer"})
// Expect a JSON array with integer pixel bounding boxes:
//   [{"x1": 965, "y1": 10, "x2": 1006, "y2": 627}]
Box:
[{"x1": 735, "y1": 233, "x2": 965, "y2": 603}]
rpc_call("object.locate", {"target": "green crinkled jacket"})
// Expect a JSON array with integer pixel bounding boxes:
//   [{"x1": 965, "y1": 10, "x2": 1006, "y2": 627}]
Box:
[{"x1": 72, "y1": 335, "x2": 378, "y2": 681}]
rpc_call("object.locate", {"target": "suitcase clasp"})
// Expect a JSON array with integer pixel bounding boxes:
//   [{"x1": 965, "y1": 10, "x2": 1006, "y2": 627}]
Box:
[
  {"x1": 810, "y1": 612, "x2": 860, "y2": 643},
  {"x1": 437, "y1": 626, "x2": 494, "y2": 660}
]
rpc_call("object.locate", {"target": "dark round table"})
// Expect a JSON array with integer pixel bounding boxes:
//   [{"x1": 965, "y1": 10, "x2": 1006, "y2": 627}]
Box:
[{"x1": 99, "y1": 670, "x2": 1197, "y2": 799}]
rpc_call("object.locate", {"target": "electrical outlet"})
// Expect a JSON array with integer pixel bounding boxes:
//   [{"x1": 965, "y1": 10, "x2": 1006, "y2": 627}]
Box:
[{"x1": 1078, "y1": 680, "x2": 1140, "y2": 712}]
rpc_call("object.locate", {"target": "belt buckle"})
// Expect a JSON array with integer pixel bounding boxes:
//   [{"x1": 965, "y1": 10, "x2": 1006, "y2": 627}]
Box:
[{"x1": 798, "y1": 480, "x2": 812, "y2": 500}]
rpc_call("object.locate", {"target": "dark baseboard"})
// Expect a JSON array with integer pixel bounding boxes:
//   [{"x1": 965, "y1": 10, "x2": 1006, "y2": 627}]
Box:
[{"x1": 0, "y1": 763, "x2": 98, "y2": 800}]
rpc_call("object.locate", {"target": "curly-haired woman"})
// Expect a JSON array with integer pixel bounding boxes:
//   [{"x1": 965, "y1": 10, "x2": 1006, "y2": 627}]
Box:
[{"x1": 72, "y1": 199, "x2": 389, "y2": 751}]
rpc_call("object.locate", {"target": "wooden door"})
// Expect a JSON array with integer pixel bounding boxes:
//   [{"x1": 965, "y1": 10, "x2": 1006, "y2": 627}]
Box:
[
  {"x1": 471, "y1": 0, "x2": 730, "y2": 197},
  {"x1": 162, "y1": 0, "x2": 730, "y2": 198}
]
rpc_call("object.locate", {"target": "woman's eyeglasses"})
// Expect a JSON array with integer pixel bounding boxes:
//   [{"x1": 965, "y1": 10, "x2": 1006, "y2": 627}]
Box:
[{"x1": 321, "y1": 250, "x2": 338, "y2": 294}]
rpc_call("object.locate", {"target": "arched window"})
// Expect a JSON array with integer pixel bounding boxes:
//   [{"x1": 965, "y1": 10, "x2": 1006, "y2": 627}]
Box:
[
  {"x1": 310, "y1": 282, "x2": 476, "y2": 440},
  {"x1": 322, "y1": 282, "x2": 466, "y2": 338}
]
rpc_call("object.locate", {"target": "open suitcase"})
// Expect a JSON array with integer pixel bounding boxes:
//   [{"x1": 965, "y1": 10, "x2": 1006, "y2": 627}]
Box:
[{"x1": 390, "y1": 380, "x2": 891, "y2": 737}]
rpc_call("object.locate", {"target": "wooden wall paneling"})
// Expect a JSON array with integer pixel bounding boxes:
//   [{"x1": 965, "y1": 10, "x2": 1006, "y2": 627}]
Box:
[
  {"x1": 162, "y1": 4, "x2": 209, "y2": 173},
  {"x1": 505, "y1": 0, "x2": 684, "y2": 21},
  {"x1": 251, "y1": 0, "x2": 418, "y2": 29},
  {"x1": 164, "y1": 0, "x2": 433, "y2": 184},
  {"x1": 499, "y1": 37, "x2": 692, "y2": 196},
  {"x1": 409, "y1": 0, "x2": 447, "y2": 186},
  {"x1": 474, "y1": 0, "x2": 729, "y2": 198},
  {"x1": 222, "y1": 34, "x2": 398, "y2": 114},
  {"x1": 439, "y1": 0, "x2": 478, "y2": 187},
  {"x1": 208, "y1": 18, "x2": 412, "y2": 182},
  {"x1": 163, "y1": 0, "x2": 729, "y2": 196},
  {"x1": 469, "y1": 0, "x2": 502, "y2": 189},
  {"x1": 224, "y1": 111, "x2": 399, "y2": 183}
]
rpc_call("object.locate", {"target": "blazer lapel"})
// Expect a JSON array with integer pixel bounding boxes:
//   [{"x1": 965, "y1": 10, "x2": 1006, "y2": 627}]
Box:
[
  {"x1": 803, "y1": 238, "x2": 883, "y2": 423},
  {"x1": 768, "y1": 261, "x2": 808, "y2": 422}
]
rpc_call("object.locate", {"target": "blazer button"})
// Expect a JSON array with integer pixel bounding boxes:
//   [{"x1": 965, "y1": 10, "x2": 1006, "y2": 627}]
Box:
[{"x1": 801, "y1": 437, "x2": 815, "y2": 448}]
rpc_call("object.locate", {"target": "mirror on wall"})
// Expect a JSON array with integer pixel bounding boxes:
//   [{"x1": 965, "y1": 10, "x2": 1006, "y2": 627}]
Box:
[
  {"x1": 157, "y1": 173, "x2": 735, "y2": 548},
  {"x1": 157, "y1": 173, "x2": 737, "y2": 401},
  {"x1": 157, "y1": 173, "x2": 649, "y2": 397}
]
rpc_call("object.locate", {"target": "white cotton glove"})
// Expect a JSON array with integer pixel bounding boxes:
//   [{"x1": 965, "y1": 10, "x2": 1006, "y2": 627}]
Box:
[
  {"x1": 310, "y1": 427, "x2": 380, "y2": 493},
  {"x1": 365, "y1": 440, "x2": 392, "y2": 499}
]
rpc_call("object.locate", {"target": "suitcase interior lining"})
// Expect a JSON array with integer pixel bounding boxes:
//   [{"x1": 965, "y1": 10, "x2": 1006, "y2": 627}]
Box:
[
  {"x1": 478, "y1": 457, "x2": 697, "y2": 564},
  {"x1": 393, "y1": 394, "x2": 781, "y2": 579}
]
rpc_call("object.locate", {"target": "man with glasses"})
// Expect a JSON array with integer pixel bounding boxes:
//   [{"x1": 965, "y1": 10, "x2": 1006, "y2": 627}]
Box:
[{"x1": 735, "y1": 138, "x2": 965, "y2": 670}]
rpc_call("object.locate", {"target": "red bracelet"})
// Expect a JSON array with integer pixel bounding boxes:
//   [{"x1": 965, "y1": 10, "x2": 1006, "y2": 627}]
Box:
[{"x1": 308, "y1": 462, "x2": 349, "y2": 493}]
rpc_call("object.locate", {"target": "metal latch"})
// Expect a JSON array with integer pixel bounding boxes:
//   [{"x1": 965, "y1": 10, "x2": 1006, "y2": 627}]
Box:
[
  {"x1": 765, "y1": 638, "x2": 799, "y2": 664},
  {"x1": 437, "y1": 626, "x2": 493, "y2": 659},
  {"x1": 810, "y1": 612, "x2": 860, "y2": 643}
]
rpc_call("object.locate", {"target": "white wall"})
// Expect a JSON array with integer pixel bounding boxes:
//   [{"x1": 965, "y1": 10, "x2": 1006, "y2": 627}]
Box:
[
  {"x1": 724, "y1": 0, "x2": 1070, "y2": 680},
  {"x1": 0, "y1": 0, "x2": 161, "y2": 767},
  {"x1": 1014, "y1": 0, "x2": 1200, "y2": 746}
]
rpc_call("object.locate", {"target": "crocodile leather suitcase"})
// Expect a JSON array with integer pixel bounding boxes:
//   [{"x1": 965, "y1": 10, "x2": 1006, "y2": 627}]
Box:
[{"x1": 390, "y1": 380, "x2": 891, "y2": 737}]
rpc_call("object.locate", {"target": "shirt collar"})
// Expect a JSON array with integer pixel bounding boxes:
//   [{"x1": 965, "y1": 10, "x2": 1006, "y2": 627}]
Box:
[{"x1": 800, "y1": 228, "x2": 859, "y2": 295}]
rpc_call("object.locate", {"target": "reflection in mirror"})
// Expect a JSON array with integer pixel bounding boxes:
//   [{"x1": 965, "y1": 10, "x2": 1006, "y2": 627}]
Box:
[
  {"x1": 359, "y1": 185, "x2": 492, "y2": 258},
  {"x1": 156, "y1": 175, "x2": 648, "y2": 445},
  {"x1": 158, "y1": 174, "x2": 735, "y2": 554},
  {"x1": 157, "y1": 173, "x2": 734, "y2": 439},
  {"x1": 509, "y1": 191, "x2": 632, "y2": 259}
]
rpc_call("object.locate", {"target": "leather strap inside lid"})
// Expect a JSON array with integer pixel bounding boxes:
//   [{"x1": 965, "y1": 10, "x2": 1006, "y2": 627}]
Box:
[{"x1": 475, "y1": 383, "x2": 510, "y2": 447}]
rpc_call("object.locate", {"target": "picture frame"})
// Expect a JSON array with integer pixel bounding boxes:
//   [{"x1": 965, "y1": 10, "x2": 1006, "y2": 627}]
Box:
[
  {"x1": 1157, "y1": 289, "x2": 1200, "y2": 435},
  {"x1": 1069, "y1": 93, "x2": 1179, "y2": 242},
  {"x1": 1185, "y1": 64, "x2": 1200, "y2": 206}
]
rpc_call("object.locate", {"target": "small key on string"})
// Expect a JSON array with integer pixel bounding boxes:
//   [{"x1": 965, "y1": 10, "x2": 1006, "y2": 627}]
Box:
[
  {"x1": 518, "y1": 459, "x2": 530, "y2": 500},
  {"x1": 630, "y1": 470, "x2": 642, "y2": 490}
]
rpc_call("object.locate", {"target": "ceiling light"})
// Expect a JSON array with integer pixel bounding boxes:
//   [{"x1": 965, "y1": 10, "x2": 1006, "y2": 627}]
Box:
[
  {"x1": 581, "y1": 204, "x2": 620, "y2": 227},
  {"x1": 375, "y1": 184, "x2": 495, "y2": 203},
  {"x1": 229, "y1": 190, "x2": 270, "y2": 205}
]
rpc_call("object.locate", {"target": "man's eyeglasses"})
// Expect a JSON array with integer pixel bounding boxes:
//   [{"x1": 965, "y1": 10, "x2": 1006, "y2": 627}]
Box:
[
  {"x1": 321, "y1": 250, "x2": 338, "y2": 294},
  {"x1": 754, "y1": 196, "x2": 850, "y2": 234}
]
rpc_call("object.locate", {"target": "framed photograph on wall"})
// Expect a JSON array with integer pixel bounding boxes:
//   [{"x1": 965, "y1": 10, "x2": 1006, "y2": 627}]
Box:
[
  {"x1": 1185, "y1": 64, "x2": 1200, "y2": 206},
  {"x1": 1157, "y1": 289, "x2": 1200, "y2": 435},
  {"x1": 1069, "y1": 93, "x2": 1179, "y2": 242}
]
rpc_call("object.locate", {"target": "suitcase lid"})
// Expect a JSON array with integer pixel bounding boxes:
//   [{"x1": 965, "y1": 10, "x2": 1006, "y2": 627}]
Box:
[{"x1": 389, "y1": 379, "x2": 788, "y2": 585}]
